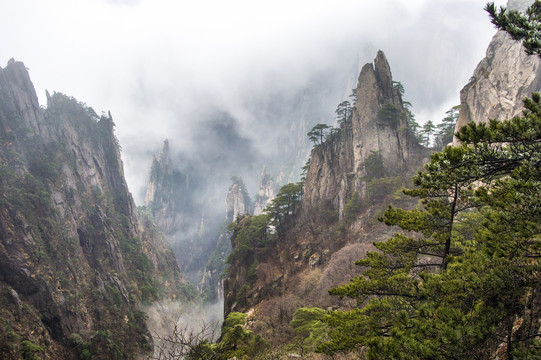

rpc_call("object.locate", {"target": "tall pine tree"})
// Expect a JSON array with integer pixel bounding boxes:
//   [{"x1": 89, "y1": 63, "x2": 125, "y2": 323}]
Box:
[{"x1": 319, "y1": 94, "x2": 541, "y2": 359}]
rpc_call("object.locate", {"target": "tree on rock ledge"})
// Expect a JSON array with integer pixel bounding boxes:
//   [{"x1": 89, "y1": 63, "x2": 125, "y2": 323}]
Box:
[{"x1": 319, "y1": 94, "x2": 541, "y2": 359}]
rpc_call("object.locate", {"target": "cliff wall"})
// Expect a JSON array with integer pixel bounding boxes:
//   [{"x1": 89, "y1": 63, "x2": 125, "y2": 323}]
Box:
[
  {"x1": 223, "y1": 53, "x2": 426, "y2": 342},
  {"x1": 303, "y1": 51, "x2": 425, "y2": 220},
  {"x1": 455, "y1": 0, "x2": 541, "y2": 138},
  {"x1": 0, "y1": 59, "x2": 191, "y2": 359}
]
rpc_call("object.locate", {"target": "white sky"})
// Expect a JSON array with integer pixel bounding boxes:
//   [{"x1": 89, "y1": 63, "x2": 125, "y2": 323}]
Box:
[{"x1": 0, "y1": 0, "x2": 507, "y2": 202}]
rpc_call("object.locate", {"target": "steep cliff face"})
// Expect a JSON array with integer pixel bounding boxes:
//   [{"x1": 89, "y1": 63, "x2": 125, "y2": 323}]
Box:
[
  {"x1": 455, "y1": 0, "x2": 541, "y2": 137},
  {"x1": 142, "y1": 67, "x2": 357, "y2": 309},
  {"x1": 144, "y1": 141, "x2": 211, "y2": 285},
  {"x1": 352, "y1": 51, "x2": 417, "y2": 174},
  {"x1": 253, "y1": 167, "x2": 276, "y2": 216},
  {"x1": 303, "y1": 51, "x2": 424, "y2": 219},
  {"x1": 226, "y1": 178, "x2": 252, "y2": 221},
  {"x1": 0, "y1": 59, "x2": 190, "y2": 359},
  {"x1": 223, "y1": 52, "x2": 425, "y2": 342},
  {"x1": 145, "y1": 140, "x2": 195, "y2": 235},
  {"x1": 200, "y1": 178, "x2": 251, "y2": 302}
]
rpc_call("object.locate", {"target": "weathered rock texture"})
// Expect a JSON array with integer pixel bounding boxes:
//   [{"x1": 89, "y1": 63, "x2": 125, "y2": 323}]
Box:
[
  {"x1": 145, "y1": 140, "x2": 196, "y2": 236},
  {"x1": 0, "y1": 59, "x2": 191, "y2": 359},
  {"x1": 253, "y1": 167, "x2": 276, "y2": 216},
  {"x1": 455, "y1": 0, "x2": 541, "y2": 139},
  {"x1": 226, "y1": 178, "x2": 252, "y2": 221},
  {"x1": 303, "y1": 51, "x2": 425, "y2": 219},
  {"x1": 223, "y1": 52, "x2": 426, "y2": 342}
]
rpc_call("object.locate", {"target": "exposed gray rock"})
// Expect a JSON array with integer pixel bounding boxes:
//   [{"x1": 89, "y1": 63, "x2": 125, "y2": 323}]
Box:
[
  {"x1": 0, "y1": 59, "x2": 189, "y2": 357},
  {"x1": 253, "y1": 167, "x2": 276, "y2": 216},
  {"x1": 302, "y1": 51, "x2": 425, "y2": 219},
  {"x1": 226, "y1": 179, "x2": 251, "y2": 221},
  {"x1": 455, "y1": 30, "x2": 541, "y2": 140},
  {"x1": 455, "y1": 1, "x2": 541, "y2": 140},
  {"x1": 0, "y1": 59, "x2": 46, "y2": 137},
  {"x1": 10, "y1": 288, "x2": 22, "y2": 307}
]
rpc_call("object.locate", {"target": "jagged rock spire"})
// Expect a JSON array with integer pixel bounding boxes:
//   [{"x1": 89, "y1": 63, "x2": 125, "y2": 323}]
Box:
[
  {"x1": 352, "y1": 50, "x2": 419, "y2": 178},
  {"x1": 302, "y1": 51, "x2": 425, "y2": 218}
]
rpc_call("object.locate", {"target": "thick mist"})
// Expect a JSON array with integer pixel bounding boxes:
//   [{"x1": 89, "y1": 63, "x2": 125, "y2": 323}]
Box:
[{"x1": 1, "y1": 0, "x2": 506, "y2": 203}]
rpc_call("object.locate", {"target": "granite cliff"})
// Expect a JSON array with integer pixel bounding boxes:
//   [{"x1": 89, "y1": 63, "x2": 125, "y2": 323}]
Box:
[
  {"x1": 0, "y1": 59, "x2": 191, "y2": 359},
  {"x1": 303, "y1": 51, "x2": 424, "y2": 220},
  {"x1": 223, "y1": 52, "x2": 427, "y2": 347},
  {"x1": 455, "y1": 0, "x2": 541, "y2": 138}
]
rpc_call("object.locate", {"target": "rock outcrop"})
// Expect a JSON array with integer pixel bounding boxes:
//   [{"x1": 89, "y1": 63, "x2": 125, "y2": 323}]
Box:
[
  {"x1": 226, "y1": 178, "x2": 252, "y2": 221},
  {"x1": 144, "y1": 139, "x2": 235, "y2": 302},
  {"x1": 223, "y1": 52, "x2": 426, "y2": 328},
  {"x1": 303, "y1": 51, "x2": 425, "y2": 219},
  {"x1": 145, "y1": 140, "x2": 192, "y2": 235},
  {"x1": 0, "y1": 59, "x2": 191, "y2": 359},
  {"x1": 253, "y1": 167, "x2": 276, "y2": 215},
  {"x1": 455, "y1": 0, "x2": 541, "y2": 138}
]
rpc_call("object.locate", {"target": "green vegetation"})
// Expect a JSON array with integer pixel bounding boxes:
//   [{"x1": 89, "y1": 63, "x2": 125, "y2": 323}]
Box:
[
  {"x1": 227, "y1": 213, "x2": 275, "y2": 265},
  {"x1": 366, "y1": 176, "x2": 402, "y2": 202},
  {"x1": 487, "y1": 1, "x2": 541, "y2": 57},
  {"x1": 419, "y1": 119, "x2": 436, "y2": 147},
  {"x1": 264, "y1": 182, "x2": 303, "y2": 231},
  {"x1": 377, "y1": 103, "x2": 401, "y2": 128},
  {"x1": 307, "y1": 123, "x2": 332, "y2": 145},
  {"x1": 362, "y1": 151, "x2": 384, "y2": 180},
  {"x1": 335, "y1": 100, "x2": 353, "y2": 127},
  {"x1": 317, "y1": 93, "x2": 541, "y2": 359},
  {"x1": 20, "y1": 340, "x2": 44, "y2": 360},
  {"x1": 288, "y1": 307, "x2": 330, "y2": 355},
  {"x1": 343, "y1": 191, "x2": 361, "y2": 221},
  {"x1": 175, "y1": 312, "x2": 269, "y2": 360},
  {"x1": 213, "y1": 312, "x2": 269, "y2": 359},
  {"x1": 435, "y1": 105, "x2": 460, "y2": 149}
]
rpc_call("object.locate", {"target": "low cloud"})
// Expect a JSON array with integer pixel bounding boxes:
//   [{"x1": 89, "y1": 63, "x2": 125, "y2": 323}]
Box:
[{"x1": 1, "y1": 0, "x2": 507, "y2": 201}]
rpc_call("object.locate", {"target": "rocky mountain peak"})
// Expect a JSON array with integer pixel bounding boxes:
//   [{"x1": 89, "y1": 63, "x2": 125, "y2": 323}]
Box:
[
  {"x1": 352, "y1": 50, "x2": 414, "y2": 176},
  {"x1": 158, "y1": 139, "x2": 171, "y2": 165},
  {"x1": 253, "y1": 166, "x2": 276, "y2": 215},
  {"x1": 0, "y1": 59, "x2": 189, "y2": 358},
  {"x1": 226, "y1": 177, "x2": 251, "y2": 221},
  {"x1": 373, "y1": 50, "x2": 396, "y2": 100},
  {"x1": 0, "y1": 58, "x2": 45, "y2": 137},
  {"x1": 145, "y1": 139, "x2": 173, "y2": 208},
  {"x1": 302, "y1": 51, "x2": 424, "y2": 219}
]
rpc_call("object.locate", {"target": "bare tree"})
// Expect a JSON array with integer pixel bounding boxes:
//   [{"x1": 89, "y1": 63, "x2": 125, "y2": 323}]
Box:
[{"x1": 150, "y1": 316, "x2": 220, "y2": 360}]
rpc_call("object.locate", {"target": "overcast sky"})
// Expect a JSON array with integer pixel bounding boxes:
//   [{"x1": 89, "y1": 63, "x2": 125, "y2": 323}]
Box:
[{"x1": 1, "y1": 0, "x2": 507, "y2": 202}]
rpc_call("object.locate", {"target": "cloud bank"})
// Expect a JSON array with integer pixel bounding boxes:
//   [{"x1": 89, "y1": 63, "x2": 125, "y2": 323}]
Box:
[{"x1": 1, "y1": 0, "x2": 506, "y2": 201}]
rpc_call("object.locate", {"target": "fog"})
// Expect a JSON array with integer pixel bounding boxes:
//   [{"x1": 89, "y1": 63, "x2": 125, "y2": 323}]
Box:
[{"x1": 1, "y1": 0, "x2": 507, "y2": 203}]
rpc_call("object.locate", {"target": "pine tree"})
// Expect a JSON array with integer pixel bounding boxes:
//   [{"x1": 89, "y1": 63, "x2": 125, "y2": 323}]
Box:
[
  {"x1": 486, "y1": 1, "x2": 541, "y2": 57},
  {"x1": 420, "y1": 120, "x2": 436, "y2": 147},
  {"x1": 307, "y1": 124, "x2": 331, "y2": 145},
  {"x1": 434, "y1": 105, "x2": 460, "y2": 149},
  {"x1": 335, "y1": 101, "x2": 352, "y2": 127},
  {"x1": 319, "y1": 94, "x2": 541, "y2": 359}
]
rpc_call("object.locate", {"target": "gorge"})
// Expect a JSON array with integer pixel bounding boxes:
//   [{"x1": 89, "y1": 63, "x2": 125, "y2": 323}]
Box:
[{"x1": 1, "y1": 1, "x2": 541, "y2": 359}]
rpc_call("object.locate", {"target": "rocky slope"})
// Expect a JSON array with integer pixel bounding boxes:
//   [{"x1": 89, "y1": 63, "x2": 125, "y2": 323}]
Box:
[
  {"x1": 455, "y1": 0, "x2": 541, "y2": 138},
  {"x1": 0, "y1": 59, "x2": 192, "y2": 359},
  {"x1": 223, "y1": 52, "x2": 428, "y2": 346}
]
